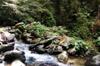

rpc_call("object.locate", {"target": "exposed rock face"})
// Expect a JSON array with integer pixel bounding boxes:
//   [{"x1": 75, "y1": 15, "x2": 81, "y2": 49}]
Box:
[
  {"x1": 0, "y1": 31, "x2": 15, "y2": 44},
  {"x1": 85, "y1": 54, "x2": 100, "y2": 66},
  {"x1": 59, "y1": 36, "x2": 73, "y2": 49},
  {"x1": 0, "y1": 31, "x2": 15, "y2": 53}
]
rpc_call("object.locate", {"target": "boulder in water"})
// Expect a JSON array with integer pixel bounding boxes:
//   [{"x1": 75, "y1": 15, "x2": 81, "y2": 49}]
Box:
[
  {"x1": 4, "y1": 51, "x2": 26, "y2": 64},
  {"x1": 57, "y1": 51, "x2": 68, "y2": 64},
  {"x1": 85, "y1": 54, "x2": 100, "y2": 66},
  {"x1": 26, "y1": 57, "x2": 36, "y2": 65},
  {"x1": 0, "y1": 43, "x2": 14, "y2": 53},
  {"x1": 29, "y1": 44, "x2": 63, "y2": 55},
  {"x1": 35, "y1": 44, "x2": 46, "y2": 54},
  {"x1": 29, "y1": 44, "x2": 46, "y2": 54},
  {"x1": 46, "y1": 45, "x2": 63, "y2": 55}
]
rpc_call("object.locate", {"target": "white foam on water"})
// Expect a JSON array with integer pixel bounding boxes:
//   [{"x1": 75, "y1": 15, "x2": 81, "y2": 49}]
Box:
[
  {"x1": 0, "y1": 62, "x2": 4, "y2": 66},
  {"x1": 15, "y1": 39, "x2": 69, "y2": 66}
]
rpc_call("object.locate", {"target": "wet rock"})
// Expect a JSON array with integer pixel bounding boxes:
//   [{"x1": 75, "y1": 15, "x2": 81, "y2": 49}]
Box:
[
  {"x1": 0, "y1": 59, "x2": 3, "y2": 63},
  {"x1": 35, "y1": 45, "x2": 46, "y2": 54},
  {"x1": 57, "y1": 51, "x2": 68, "y2": 64},
  {"x1": 46, "y1": 45, "x2": 63, "y2": 55},
  {"x1": 0, "y1": 54, "x2": 4, "y2": 63},
  {"x1": 29, "y1": 44, "x2": 63, "y2": 55},
  {"x1": 4, "y1": 51, "x2": 26, "y2": 64},
  {"x1": 39, "y1": 62, "x2": 59, "y2": 66},
  {"x1": 85, "y1": 54, "x2": 100, "y2": 66},
  {"x1": 0, "y1": 43, "x2": 14, "y2": 53},
  {"x1": 26, "y1": 57, "x2": 36, "y2": 65},
  {"x1": 29, "y1": 44, "x2": 46, "y2": 54}
]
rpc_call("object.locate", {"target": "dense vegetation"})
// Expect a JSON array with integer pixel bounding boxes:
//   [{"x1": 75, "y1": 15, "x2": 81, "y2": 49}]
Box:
[{"x1": 0, "y1": 0, "x2": 100, "y2": 55}]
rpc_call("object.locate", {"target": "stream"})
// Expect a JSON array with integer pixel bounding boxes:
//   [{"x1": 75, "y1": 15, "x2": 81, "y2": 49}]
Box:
[
  {"x1": 14, "y1": 39, "x2": 68, "y2": 66},
  {"x1": 0, "y1": 27, "x2": 86, "y2": 66},
  {"x1": 0, "y1": 39, "x2": 69, "y2": 66}
]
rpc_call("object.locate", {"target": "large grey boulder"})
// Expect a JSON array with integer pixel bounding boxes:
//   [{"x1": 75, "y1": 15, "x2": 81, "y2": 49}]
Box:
[
  {"x1": 0, "y1": 43, "x2": 14, "y2": 53},
  {"x1": 0, "y1": 31, "x2": 15, "y2": 43},
  {"x1": 57, "y1": 51, "x2": 68, "y2": 64},
  {"x1": 0, "y1": 31, "x2": 15, "y2": 53},
  {"x1": 4, "y1": 50, "x2": 26, "y2": 64},
  {"x1": 85, "y1": 54, "x2": 100, "y2": 66}
]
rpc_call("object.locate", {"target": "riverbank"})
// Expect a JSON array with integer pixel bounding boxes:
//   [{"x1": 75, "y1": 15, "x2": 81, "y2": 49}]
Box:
[{"x1": 0, "y1": 26, "x2": 99, "y2": 66}]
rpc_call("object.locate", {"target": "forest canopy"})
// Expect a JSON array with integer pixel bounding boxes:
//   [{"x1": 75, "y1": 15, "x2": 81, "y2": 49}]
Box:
[{"x1": 0, "y1": 0, "x2": 100, "y2": 39}]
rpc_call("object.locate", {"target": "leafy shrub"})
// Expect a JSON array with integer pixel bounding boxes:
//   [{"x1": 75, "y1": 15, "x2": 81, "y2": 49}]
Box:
[
  {"x1": 94, "y1": 37, "x2": 100, "y2": 47},
  {"x1": 68, "y1": 8, "x2": 93, "y2": 39},
  {"x1": 18, "y1": 0, "x2": 56, "y2": 27},
  {"x1": 74, "y1": 40, "x2": 88, "y2": 54},
  {"x1": 15, "y1": 22, "x2": 68, "y2": 38},
  {"x1": 27, "y1": 22, "x2": 49, "y2": 37},
  {"x1": 50, "y1": 26, "x2": 68, "y2": 35},
  {"x1": 70, "y1": 39, "x2": 89, "y2": 55},
  {"x1": 0, "y1": 0, "x2": 56, "y2": 26}
]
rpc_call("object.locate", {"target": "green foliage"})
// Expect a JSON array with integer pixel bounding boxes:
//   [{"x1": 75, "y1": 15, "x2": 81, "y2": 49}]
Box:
[
  {"x1": 0, "y1": 0, "x2": 56, "y2": 26},
  {"x1": 28, "y1": 22, "x2": 49, "y2": 37},
  {"x1": 50, "y1": 26, "x2": 68, "y2": 35},
  {"x1": 75, "y1": 40, "x2": 88, "y2": 53},
  {"x1": 94, "y1": 37, "x2": 100, "y2": 47},
  {"x1": 15, "y1": 22, "x2": 67, "y2": 38},
  {"x1": 0, "y1": 0, "x2": 99, "y2": 40},
  {"x1": 68, "y1": 7, "x2": 93, "y2": 39},
  {"x1": 70, "y1": 39, "x2": 89, "y2": 55},
  {"x1": 35, "y1": 9, "x2": 56, "y2": 26},
  {"x1": 18, "y1": 0, "x2": 56, "y2": 26}
]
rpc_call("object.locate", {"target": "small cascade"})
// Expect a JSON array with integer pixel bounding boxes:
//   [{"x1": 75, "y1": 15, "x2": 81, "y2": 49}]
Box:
[{"x1": 14, "y1": 39, "x2": 68, "y2": 66}]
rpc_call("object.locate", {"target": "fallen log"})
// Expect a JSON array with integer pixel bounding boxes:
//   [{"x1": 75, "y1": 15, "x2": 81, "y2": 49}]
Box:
[
  {"x1": 30, "y1": 36, "x2": 58, "y2": 47},
  {"x1": 29, "y1": 36, "x2": 58, "y2": 50}
]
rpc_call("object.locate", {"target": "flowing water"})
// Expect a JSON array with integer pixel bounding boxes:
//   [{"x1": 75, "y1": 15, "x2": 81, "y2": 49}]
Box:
[
  {"x1": 14, "y1": 39, "x2": 69, "y2": 66},
  {"x1": 0, "y1": 27, "x2": 86, "y2": 66},
  {"x1": 0, "y1": 37, "x2": 86, "y2": 66},
  {"x1": 0, "y1": 39, "x2": 69, "y2": 66}
]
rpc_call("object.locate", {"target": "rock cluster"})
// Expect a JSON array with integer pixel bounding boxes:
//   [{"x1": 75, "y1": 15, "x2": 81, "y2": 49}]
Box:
[{"x1": 0, "y1": 31, "x2": 15, "y2": 53}]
